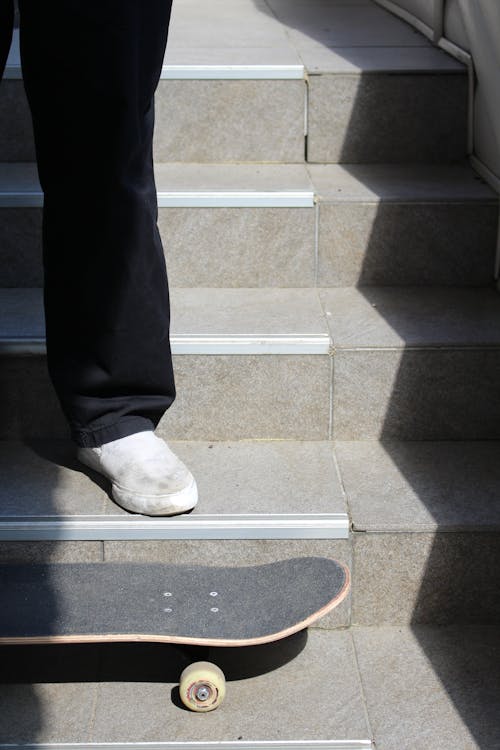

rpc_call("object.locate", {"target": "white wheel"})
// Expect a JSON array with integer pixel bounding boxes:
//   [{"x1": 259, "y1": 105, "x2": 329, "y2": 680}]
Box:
[{"x1": 179, "y1": 661, "x2": 226, "y2": 712}]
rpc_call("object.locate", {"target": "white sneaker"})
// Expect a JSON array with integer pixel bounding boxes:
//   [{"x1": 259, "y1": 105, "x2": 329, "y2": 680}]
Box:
[{"x1": 77, "y1": 431, "x2": 198, "y2": 516}]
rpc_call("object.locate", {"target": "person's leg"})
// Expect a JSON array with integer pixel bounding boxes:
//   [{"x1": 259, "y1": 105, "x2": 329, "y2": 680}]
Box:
[
  {"x1": 17, "y1": 0, "x2": 197, "y2": 515},
  {"x1": 18, "y1": 0, "x2": 176, "y2": 448}
]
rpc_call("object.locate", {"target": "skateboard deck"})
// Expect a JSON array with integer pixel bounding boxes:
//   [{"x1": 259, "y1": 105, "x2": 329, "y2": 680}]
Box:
[{"x1": 0, "y1": 557, "x2": 349, "y2": 647}]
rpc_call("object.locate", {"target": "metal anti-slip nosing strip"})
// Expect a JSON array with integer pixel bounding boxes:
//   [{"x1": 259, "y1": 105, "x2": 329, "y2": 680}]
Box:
[
  {"x1": 0, "y1": 192, "x2": 314, "y2": 209},
  {"x1": 0, "y1": 335, "x2": 332, "y2": 356},
  {"x1": 160, "y1": 64, "x2": 305, "y2": 79},
  {"x1": 157, "y1": 192, "x2": 314, "y2": 208},
  {"x1": 3, "y1": 64, "x2": 305, "y2": 81},
  {"x1": 0, "y1": 514, "x2": 350, "y2": 541},
  {"x1": 0, "y1": 743, "x2": 373, "y2": 750}
]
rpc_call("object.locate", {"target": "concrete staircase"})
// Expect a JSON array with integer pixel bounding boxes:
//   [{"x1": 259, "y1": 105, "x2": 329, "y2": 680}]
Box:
[{"x1": 1, "y1": 0, "x2": 500, "y2": 748}]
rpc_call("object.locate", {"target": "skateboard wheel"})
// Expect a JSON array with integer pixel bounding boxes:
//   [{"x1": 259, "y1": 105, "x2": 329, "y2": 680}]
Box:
[{"x1": 179, "y1": 661, "x2": 226, "y2": 712}]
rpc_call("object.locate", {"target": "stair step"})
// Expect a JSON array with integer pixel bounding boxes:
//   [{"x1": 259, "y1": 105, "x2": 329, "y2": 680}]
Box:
[
  {"x1": 0, "y1": 287, "x2": 332, "y2": 441},
  {"x1": 336, "y1": 439, "x2": 500, "y2": 625},
  {"x1": 1, "y1": 624, "x2": 497, "y2": 748},
  {"x1": 1, "y1": 0, "x2": 467, "y2": 164},
  {"x1": 320, "y1": 286, "x2": 500, "y2": 440},
  {"x1": 1, "y1": 162, "x2": 496, "y2": 288},
  {"x1": 0, "y1": 439, "x2": 348, "y2": 540},
  {"x1": 0, "y1": 629, "x2": 373, "y2": 747},
  {"x1": 3, "y1": 286, "x2": 500, "y2": 441}
]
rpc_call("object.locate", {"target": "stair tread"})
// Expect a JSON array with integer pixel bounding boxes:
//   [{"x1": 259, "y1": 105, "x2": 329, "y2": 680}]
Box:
[
  {"x1": 0, "y1": 439, "x2": 347, "y2": 521},
  {"x1": 0, "y1": 628, "x2": 372, "y2": 745},
  {"x1": 319, "y1": 286, "x2": 500, "y2": 348},
  {"x1": 4, "y1": 287, "x2": 500, "y2": 350},
  {"x1": 1, "y1": 162, "x2": 495, "y2": 203},
  {"x1": 336, "y1": 439, "x2": 500, "y2": 532},
  {"x1": 0, "y1": 287, "x2": 330, "y2": 344},
  {"x1": 6, "y1": 0, "x2": 465, "y2": 75}
]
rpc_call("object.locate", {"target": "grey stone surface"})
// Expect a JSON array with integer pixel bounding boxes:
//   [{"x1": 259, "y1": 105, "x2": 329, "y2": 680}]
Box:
[
  {"x1": 269, "y1": 1, "x2": 431, "y2": 48},
  {"x1": 320, "y1": 287, "x2": 500, "y2": 349},
  {"x1": 0, "y1": 683, "x2": 98, "y2": 743},
  {"x1": 162, "y1": 207, "x2": 315, "y2": 287},
  {"x1": 316, "y1": 202, "x2": 497, "y2": 286},
  {"x1": 308, "y1": 163, "x2": 496, "y2": 202},
  {"x1": 0, "y1": 542, "x2": 103, "y2": 563},
  {"x1": 0, "y1": 439, "x2": 346, "y2": 518},
  {"x1": 154, "y1": 79, "x2": 305, "y2": 163},
  {"x1": 155, "y1": 440, "x2": 346, "y2": 515},
  {"x1": 0, "y1": 208, "x2": 43, "y2": 286},
  {"x1": 0, "y1": 81, "x2": 35, "y2": 161},
  {"x1": 332, "y1": 348, "x2": 500, "y2": 440},
  {"x1": 169, "y1": 288, "x2": 329, "y2": 337},
  {"x1": 90, "y1": 629, "x2": 367, "y2": 741},
  {"x1": 0, "y1": 440, "x2": 108, "y2": 516},
  {"x1": 307, "y1": 73, "x2": 467, "y2": 163},
  {"x1": 335, "y1": 440, "x2": 500, "y2": 532},
  {"x1": 103, "y1": 539, "x2": 351, "y2": 628},
  {"x1": 353, "y1": 625, "x2": 500, "y2": 750},
  {"x1": 161, "y1": 353, "x2": 331, "y2": 440},
  {"x1": 155, "y1": 162, "x2": 313, "y2": 192},
  {"x1": 0, "y1": 353, "x2": 330, "y2": 441},
  {"x1": 299, "y1": 45, "x2": 466, "y2": 74},
  {"x1": 352, "y1": 532, "x2": 500, "y2": 625}
]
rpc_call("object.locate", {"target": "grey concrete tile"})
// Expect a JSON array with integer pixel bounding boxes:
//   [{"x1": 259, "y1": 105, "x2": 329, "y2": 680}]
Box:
[
  {"x1": 336, "y1": 441, "x2": 500, "y2": 532},
  {"x1": 0, "y1": 209, "x2": 43, "y2": 286},
  {"x1": 154, "y1": 80, "x2": 305, "y2": 163},
  {"x1": 165, "y1": 46, "x2": 301, "y2": 66},
  {"x1": 0, "y1": 354, "x2": 330, "y2": 441},
  {"x1": 300, "y1": 45, "x2": 465, "y2": 73},
  {"x1": 0, "y1": 440, "x2": 108, "y2": 516},
  {"x1": 167, "y1": 0, "x2": 293, "y2": 51},
  {"x1": 0, "y1": 288, "x2": 45, "y2": 338},
  {"x1": 317, "y1": 202, "x2": 497, "y2": 286},
  {"x1": 319, "y1": 287, "x2": 500, "y2": 348},
  {"x1": 90, "y1": 629, "x2": 367, "y2": 741},
  {"x1": 154, "y1": 162, "x2": 313, "y2": 192},
  {"x1": 162, "y1": 209, "x2": 315, "y2": 287},
  {"x1": 308, "y1": 163, "x2": 497, "y2": 203},
  {"x1": 307, "y1": 74, "x2": 467, "y2": 163},
  {"x1": 103, "y1": 539, "x2": 351, "y2": 629},
  {"x1": 332, "y1": 348, "x2": 500, "y2": 440},
  {"x1": 170, "y1": 288, "x2": 329, "y2": 337},
  {"x1": 352, "y1": 532, "x2": 500, "y2": 625},
  {"x1": 0, "y1": 542, "x2": 103, "y2": 563},
  {"x1": 269, "y1": 3, "x2": 431, "y2": 47},
  {"x1": 0, "y1": 81, "x2": 35, "y2": 161},
  {"x1": 147, "y1": 440, "x2": 347, "y2": 516},
  {"x1": 161, "y1": 354, "x2": 331, "y2": 440},
  {"x1": 353, "y1": 625, "x2": 500, "y2": 750},
  {"x1": 0, "y1": 683, "x2": 98, "y2": 743}
]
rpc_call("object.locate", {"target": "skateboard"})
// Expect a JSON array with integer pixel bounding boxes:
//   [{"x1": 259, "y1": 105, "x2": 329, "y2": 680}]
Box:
[{"x1": 0, "y1": 556, "x2": 350, "y2": 712}]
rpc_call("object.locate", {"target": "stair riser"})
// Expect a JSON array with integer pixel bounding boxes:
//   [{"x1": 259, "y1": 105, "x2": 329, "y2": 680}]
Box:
[
  {"x1": 333, "y1": 348, "x2": 500, "y2": 440},
  {"x1": 0, "y1": 354, "x2": 331, "y2": 441},
  {"x1": 1, "y1": 201, "x2": 496, "y2": 288},
  {"x1": 1, "y1": 73, "x2": 467, "y2": 164},
  {"x1": 351, "y1": 531, "x2": 500, "y2": 625},
  {"x1": 308, "y1": 73, "x2": 468, "y2": 163},
  {"x1": 0, "y1": 539, "x2": 352, "y2": 628},
  {"x1": 0, "y1": 206, "x2": 317, "y2": 288},
  {"x1": 0, "y1": 79, "x2": 306, "y2": 163},
  {"x1": 317, "y1": 202, "x2": 498, "y2": 287}
]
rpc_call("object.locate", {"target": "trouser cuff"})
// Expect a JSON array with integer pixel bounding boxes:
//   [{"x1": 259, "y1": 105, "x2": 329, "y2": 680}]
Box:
[{"x1": 71, "y1": 416, "x2": 155, "y2": 448}]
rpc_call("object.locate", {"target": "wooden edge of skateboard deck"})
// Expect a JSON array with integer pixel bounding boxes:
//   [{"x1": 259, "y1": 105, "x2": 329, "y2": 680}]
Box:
[{"x1": 0, "y1": 562, "x2": 350, "y2": 648}]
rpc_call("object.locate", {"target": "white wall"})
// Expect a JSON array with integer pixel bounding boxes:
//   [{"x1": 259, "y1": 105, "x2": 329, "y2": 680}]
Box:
[{"x1": 374, "y1": 0, "x2": 500, "y2": 187}]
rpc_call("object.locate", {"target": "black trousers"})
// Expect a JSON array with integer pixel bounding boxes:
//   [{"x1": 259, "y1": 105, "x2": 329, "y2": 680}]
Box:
[{"x1": 0, "y1": 0, "x2": 176, "y2": 447}]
